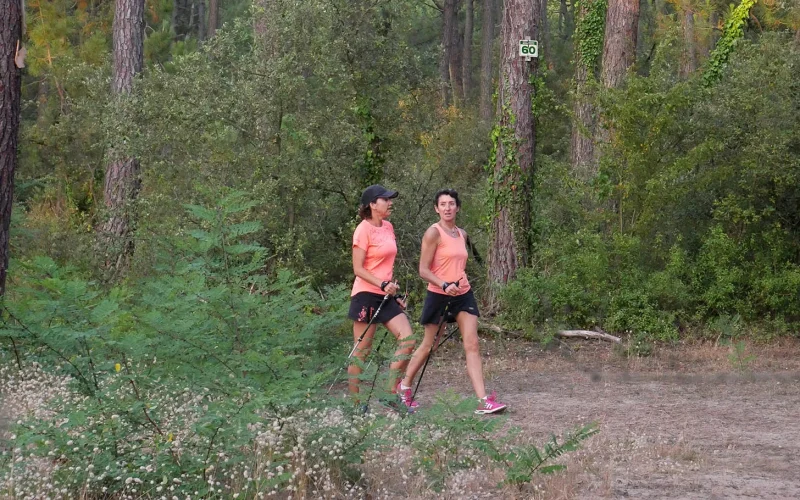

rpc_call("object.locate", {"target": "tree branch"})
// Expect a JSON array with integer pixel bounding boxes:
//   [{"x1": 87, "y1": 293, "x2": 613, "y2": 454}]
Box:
[{"x1": 478, "y1": 320, "x2": 621, "y2": 343}]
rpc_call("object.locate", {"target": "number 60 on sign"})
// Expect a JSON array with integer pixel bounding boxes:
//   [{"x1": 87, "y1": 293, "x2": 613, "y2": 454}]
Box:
[{"x1": 519, "y1": 40, "x2": 539, "y2": 60}]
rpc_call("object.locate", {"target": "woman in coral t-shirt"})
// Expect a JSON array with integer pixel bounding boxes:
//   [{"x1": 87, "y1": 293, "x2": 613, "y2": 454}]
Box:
[
  {"x1": 399, "y1": 189, "x2": 507, "y2": 414},
  {"x1": 347, "y1": 185, "x2": 417, "y2": 410}
]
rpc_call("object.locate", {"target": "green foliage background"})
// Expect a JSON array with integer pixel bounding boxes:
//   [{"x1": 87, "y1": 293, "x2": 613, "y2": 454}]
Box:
[{"x1": 2, "y1": 0, "x2": 800, "y2": 494}]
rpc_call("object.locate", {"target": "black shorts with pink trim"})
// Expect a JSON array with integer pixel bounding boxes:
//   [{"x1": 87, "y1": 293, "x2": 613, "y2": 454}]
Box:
[{"x1": 348, "y1": 292, "x2": 404, "y2": 325}]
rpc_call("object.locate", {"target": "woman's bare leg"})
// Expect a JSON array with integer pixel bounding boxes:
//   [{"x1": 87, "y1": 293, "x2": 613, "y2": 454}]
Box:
[
  {"x1": 383, "y1": 313, "x2": 416, "y2": 389},
  {"x1": 402, "y1": 322, "x2": 444, "y2": 388},
  {"x1": 456, "y1": 312, "x2": 486, "y2": 399},
  {"x1": 348, "y1": 321, "x2": 376, "y2": 395}
]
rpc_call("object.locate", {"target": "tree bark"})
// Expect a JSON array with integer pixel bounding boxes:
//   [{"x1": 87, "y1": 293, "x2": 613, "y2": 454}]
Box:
[
  {"x1": 113, "y1": 0, "x2": 144, "y2": 95},
  {"x1": 570, "y1": 59, "x2": 596, "y2": 180},
  {"x1": 0, "y1": 0, "x2": 22, "y2": 296},
  {"x1": 172, "y1": 0, "x2": 193, "y2": 40},
  {"x1": 479, "y1": 0, "x2": 495, "y2": 120},
  {"x1": 559, "y1": 0, "x2": 568, "y2": 38},
  {"x1": 539, "y1": 0, "x2": 549, "y2": 61},
  {"x1": 708, "y1": 10, "x2": 719, "y2": 54},
  {"x1": 463, "y1": 0, "x2": 474, "y2": 100},
  {"x1": 600, "y1": 0, "x2": 639, "y2": 89},
  {"x1": 487, "y1": 0, "x2": 538, "y2": 307},
  {"x1": 570, "y1": 0, "x2": 603, "y2": 180},
  {"x1": 102, "y1": 0, "x2": 144, "y2": 280},
  {"x1": 196, "y1": 0, "x2": 206, "y2": 42},
  {"x1": 208, "y1": 0, "x2": 220, "y2": 38},
  {"x1": 450, "y1": 1, "x2": 465, "y2": 105},
  {"x1": 594, "y1": 0, "x2": 638, "y2": 165},
  {"x1": 440, "y1": 0, "x2": 457, "y2": 107},
  {"x1": 636, "y1": 0, "x2": 652, "y2": 64},
  {"x1": 680, "y1": 5, "x2": 696, "y2": 77}
]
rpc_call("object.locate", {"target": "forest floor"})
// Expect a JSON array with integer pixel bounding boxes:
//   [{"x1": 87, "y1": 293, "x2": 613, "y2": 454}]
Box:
[{"x1": 416, "y1": 335, "x2": 800, "y2": 499}]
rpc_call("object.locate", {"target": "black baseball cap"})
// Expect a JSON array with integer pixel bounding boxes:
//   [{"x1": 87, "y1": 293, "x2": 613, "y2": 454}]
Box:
[{"x1": 360, "y1": 184, "x2": 399, "y2": 206}]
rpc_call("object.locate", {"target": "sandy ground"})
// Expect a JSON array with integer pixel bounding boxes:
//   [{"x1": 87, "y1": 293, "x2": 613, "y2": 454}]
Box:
[{"x1": 416, "y1": 336, "x2": 800, "y2": 499}]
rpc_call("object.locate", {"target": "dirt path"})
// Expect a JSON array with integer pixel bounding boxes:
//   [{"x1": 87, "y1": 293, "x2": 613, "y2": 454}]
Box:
[{"x1": 418, "y1": 337, "x2": 800, "y2": 499}]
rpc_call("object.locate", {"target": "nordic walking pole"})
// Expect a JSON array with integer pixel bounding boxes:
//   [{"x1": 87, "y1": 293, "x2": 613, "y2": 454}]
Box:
[
  {"x1": 327, "y1": 293, "x2": 392, "y2": 395},
  {"x1": 363, "y1": 291, "x2": 407, "y2": 373},
  {"x1": 433, "y1": 324, "x2": 460, "y2": 351},
  {"x1": 412, "y1": 303, "x2": 450, "y2": 399},
  {"x1": 363, "y1": 327, "x2": 392, "y2": 409}
]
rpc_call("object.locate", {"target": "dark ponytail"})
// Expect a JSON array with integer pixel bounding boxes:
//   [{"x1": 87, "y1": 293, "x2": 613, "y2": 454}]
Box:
[{"x1": 358, "y1": 204, "x2": 372, "y2": 220}]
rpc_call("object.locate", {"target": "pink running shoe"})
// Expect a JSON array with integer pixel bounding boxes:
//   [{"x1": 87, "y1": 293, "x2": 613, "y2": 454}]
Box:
[
  {"x1": 396, "y1": 382, "x2": 420, "y2": 411},
  {"x1": 475, "y1": 392, "x2": 507, "y2": 414}
]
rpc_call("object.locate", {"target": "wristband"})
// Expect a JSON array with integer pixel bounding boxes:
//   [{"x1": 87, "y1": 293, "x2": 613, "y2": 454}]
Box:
[
  {"x1": 380, "y1": 281, "x2": 390, "y2": 292},
  {"x1": 441, "y1": 282, "x2": 450, "y2": 291}
]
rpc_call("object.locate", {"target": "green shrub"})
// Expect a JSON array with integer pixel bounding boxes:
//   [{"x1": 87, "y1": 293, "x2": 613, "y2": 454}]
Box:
[{"x1": 1, "y1": 194, "x2": 593, "y2": 498}]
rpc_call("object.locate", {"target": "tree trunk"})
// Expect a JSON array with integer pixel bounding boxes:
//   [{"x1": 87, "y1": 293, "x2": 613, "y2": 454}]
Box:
[
  {"x1": 680, "y1": 5, "x2": 696, "y2": 76},
  {"x1": 708, "y1": 10, "x2": 720, "y2": 53},
  {"x1": 486, "y1": 0, "x2": 538, "y2": 307},
  {"x1": 451, "y1": 1, "x2": 465, "y2": 105},
  {"x1": 172, "y1": 0, "x2": 192, "y2": 40},
  {"x1": 595, "y1": 0, "x2": 638, "y2": 213},
  {"x1": 440, "y1": 0, "x2": 457, "y2": 107},
  {"x1": 36, "y1": 78, "x2": 49, "y2": 128},
  {"x1": 636, "y1": 0, "x2": 652, "y2": 64},
  {"x1": 463, "y1": 0, "x2": 474, "y2": 100},
  {"x1": 559, "y1": 0, "x2": 568, "y2": 38},
  {"x1": 594, "y1": 0, "x2": 638, "y2": 162},
  {"x1": 208, "y1": 0, "x2": 220, "y2": 38},
  {"x1": 102, "y1": 0, "x2": 144, "y2": 280},
  {"x1": 479, "y1": 0, "x2": 495, "y2": 120},
  {"x1": 539, "y1": 0, "x2": 549, "y2": 61},
  {"x1": 0, "y1": 0, "x2": 22, "y2": 296},
  {"x1": 570, "y1": 60, "x2": 596, "y2": 180},
  {"x1": 570, "y1": 0, "x2": 604, "y2": 180},
  {"x1": 196, "y1": 0, "x2": 206, "y2": 42},
  {"x1": 600, "y1": 0, "x2": 639, "y2": 89}
]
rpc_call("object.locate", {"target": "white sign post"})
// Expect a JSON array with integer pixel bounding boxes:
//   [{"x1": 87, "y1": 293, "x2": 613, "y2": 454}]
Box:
[{"x1": 519, "y1": 39, "x2": 539, "y2": 61}]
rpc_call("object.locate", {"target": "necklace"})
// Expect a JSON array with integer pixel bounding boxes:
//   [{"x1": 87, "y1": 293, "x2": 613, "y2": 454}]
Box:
[{"x1": 439, "y1": 222, "x2": 458, "y2": 237}]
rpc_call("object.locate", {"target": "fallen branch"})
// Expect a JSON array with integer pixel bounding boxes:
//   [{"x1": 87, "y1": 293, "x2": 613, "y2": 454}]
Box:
[
  {"x1": 478, "y1": 321, "x2": 621, "y2": 344},
  {"x1": 478, "y1": 321, "x2": 512, "y2": 335},
  {"x1": 556, "y1": 330, "x2": 621, "y2": 344}
]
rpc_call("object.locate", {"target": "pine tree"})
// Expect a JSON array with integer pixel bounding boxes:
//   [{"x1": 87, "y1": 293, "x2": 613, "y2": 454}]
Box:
[{"x1": 0, "y1": 0, "x2": 23, "y2": 295}]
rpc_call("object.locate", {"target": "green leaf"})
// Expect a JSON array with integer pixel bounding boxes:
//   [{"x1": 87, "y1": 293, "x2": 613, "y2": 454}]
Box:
[
  {"x1": 90, "y1": 299, "x2": 119, "y2": 324},
  {"x1": 539, "y1": 465, "x2": 566, "y2": 474}
]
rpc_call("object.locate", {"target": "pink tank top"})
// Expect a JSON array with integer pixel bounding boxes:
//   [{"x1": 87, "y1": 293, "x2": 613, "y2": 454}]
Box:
[{"x1": 427, "y1": 224, "x2": 471, "y2": 295}]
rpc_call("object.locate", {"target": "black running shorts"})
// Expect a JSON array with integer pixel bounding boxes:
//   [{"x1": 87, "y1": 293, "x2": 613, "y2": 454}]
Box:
[
  {"x1": 419, "y1": 289, "x2": 480, "y2": 325},
  {"x1": 348, "y1": 292, "x2": 404, "y2": 325}
]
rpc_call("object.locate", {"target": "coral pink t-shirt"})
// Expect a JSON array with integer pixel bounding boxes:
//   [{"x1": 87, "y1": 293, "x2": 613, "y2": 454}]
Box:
[
  {"x1": 427, "y1": 224, "x2": 471, "y2": 295},
  {"x1": 351, "y1": 219, "x2": 397, "y2": 296}
]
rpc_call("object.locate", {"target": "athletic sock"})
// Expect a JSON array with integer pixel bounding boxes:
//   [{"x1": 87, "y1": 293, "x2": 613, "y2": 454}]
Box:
[{"x1": 400, "y1": 383, "x2": 411, "y2": 391}]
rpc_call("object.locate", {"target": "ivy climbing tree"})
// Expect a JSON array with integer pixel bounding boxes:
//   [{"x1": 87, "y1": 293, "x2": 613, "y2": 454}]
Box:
[
  {"x1": 570, "y1": 0, "x2": 606, "y2": 180},
  {"x1": 703, "y1": 0, "x2": 758, "y2": 87},
  {"x1": 486, "y1": 0, "x2": 539, "y2": 308}
]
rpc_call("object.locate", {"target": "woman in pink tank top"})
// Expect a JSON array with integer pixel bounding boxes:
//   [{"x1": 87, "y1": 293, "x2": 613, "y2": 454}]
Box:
[
  {"x1": 398, "y1": 189, "x2": 507, "y2": 414},
  {"x1": 346, "y1": 185, "x2": 417, "y2": 410}
]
